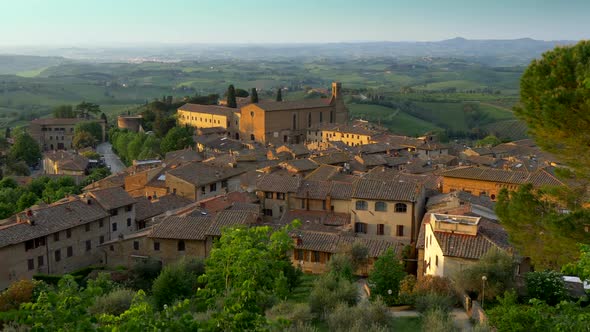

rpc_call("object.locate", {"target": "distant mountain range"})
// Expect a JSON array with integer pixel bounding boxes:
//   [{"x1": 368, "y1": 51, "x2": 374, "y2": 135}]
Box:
[{"x1": 0, "y1": 38, "x2": 578, "y2": 67}]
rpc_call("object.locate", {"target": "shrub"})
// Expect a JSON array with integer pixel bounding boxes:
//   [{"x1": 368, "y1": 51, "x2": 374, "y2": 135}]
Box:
[
  {"x1": 308, "y1": 273, "x2": 357, "y2": 317},
  {"x1": 0, "y1": 280, "x2": 35, "y2": 312},
  {"x1": 525, "y1": 270, "x2": 567, "y2": 305},
  {"x1": 348, "y1": 242, "x2": 369, "y2": 271},
  {"x1": 266, "y1": 302, "x2": 313, "y2": 327},
  {"x1": 454, "y1": 248, "x2": 515, "y2": 301},
  {"x1": 398, "y1": 274, "x2": 417, "y2": 304},
  {"x1": 414, "y1": 275, "x2": 453, "y2": 297},
  {"x1": 127, "y1": 258, "x2": 162, "y2": 290},
  {"x1": 152, "y1": 260, "x2": 200, "y2": 308},
  {"x1": 327, "y1": 253, "x2": 355, "y2": 281},
  {"x1": 414, "y1": 293, "x2": 455, "y2": 314},
  {"x1": 367, "y1": 248, "x2": 405, "y2": 305},
  {"x1": 88, "y1": 289, "x2": 135, "y2": 316},
  {"x1": 326, "y1": 299, "x2": 389, "y2": 332},
  {"x1": 421, "y1": 308, "x2": 457, "y2": 332}
]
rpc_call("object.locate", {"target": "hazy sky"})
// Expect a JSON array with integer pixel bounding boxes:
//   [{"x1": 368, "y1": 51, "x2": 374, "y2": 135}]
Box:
[{"x1": 0, "y1": 0, "x2": 588, "y2": 45}]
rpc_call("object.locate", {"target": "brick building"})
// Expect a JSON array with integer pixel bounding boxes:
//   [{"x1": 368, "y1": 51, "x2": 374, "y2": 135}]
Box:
[
  {"x1": 240, "y1": 82, "x2": 348, "y2": 145},
  {"x1": 29, "y1": 118, "x2": 106, "y2": 151}
]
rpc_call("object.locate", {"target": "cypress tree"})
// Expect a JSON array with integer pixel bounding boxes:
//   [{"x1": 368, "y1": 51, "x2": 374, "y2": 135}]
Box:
[
  {"x1": 227, "y1": 85, "x2": 237, "y2": 108},
  {"x1": 250, "y1": 88, "x2": 259, "y2": 103},
  {"x1": 276, "y1": 88, "x2": 282, "y2": 102}
]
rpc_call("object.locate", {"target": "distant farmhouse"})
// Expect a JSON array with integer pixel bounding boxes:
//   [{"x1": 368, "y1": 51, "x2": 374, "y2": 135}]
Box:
[{"x1": 30, "y1": 118, "x2": 106, "y2": 151}]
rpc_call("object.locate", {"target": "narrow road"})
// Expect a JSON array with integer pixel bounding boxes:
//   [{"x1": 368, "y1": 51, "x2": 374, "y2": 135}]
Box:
[{"x1": 96, "y1": 142, "x2": 126, "y2": 173}]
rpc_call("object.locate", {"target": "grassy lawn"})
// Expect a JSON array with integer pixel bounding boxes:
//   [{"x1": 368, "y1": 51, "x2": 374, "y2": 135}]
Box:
[
  {"x1": 391, "y1": 316, "x2": 422, "y2": 331},
  {"x1": 348, "y1": 103, "x2": 440, "y2": 136}
]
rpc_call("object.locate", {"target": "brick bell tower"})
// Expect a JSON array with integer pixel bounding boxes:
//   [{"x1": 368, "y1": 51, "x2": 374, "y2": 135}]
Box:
[{"x1": 331, "y1": 81, "x2": 348, "y2": 124}]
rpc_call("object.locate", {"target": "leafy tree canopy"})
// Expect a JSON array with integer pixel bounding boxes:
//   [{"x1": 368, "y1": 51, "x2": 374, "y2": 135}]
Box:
[
  {"x1": 160, "y1": 127, "x2": 194, "y2": 154},
  {"x1": 496, "y1": 184, "x2": 590, "y2": 270},
  {"x1": 75, "y1": 121, "x2": 103, "y2": 142},
  {"x1": 75, "y1": 101, "x2": 101, "y2": 119},
  {"x1": 250, "y1": 88, "x2": 259, "y2": 103},
  {"x1": 226, "y1": 84, "x2": 237, "y2": 108},
  {"x1": 73, "y1": 131, "x2": 96, "y2": 149},
  {"x1": 367, "y1": 248, "x2": 405, "y2": 305},
  {"x1": 9, "y1": 131, "x2": 41, "y2": 166},
  {"x1": 517, "y1": 41, "x2": 590, "y2": 176},
  {"x1": 52, "y1": 104, "x2": 75, "y2": 118}
]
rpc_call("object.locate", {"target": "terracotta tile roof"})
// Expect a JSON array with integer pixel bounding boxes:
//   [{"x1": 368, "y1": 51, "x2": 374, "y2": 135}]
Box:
[
  {"x1": 177, "y1": 103, "x2": 235, "y2": 116},
  {"x1": 30, "y1": 118, "x2": 92, "y2": 125},
  {"x1": 44, "y1": 151, "x2": 89, "y2": 171},
  {"x1": 135, "y1": 195, "x2": 193, "y2": 222},
  {"x1": 206, "y1": 210, "x2": 259, "y2": 237},
  {"x1": 248, "y1": 99, "x2": 332, "y2": 112},
  {"x1": 304, "y1": 165, "x2": 342, "y2": 181},
  {"x1": 149, "y1": 215, "x2": 213, "y2": 240},
  {"x1": 167, "y1": 162, "x2": 248, "y2": 187},
  {"x1": 256, "y1": 173, "x2": 301, "y2": 193},
  {"x1": 198, "y1": 191, "x2": 257, "y2": 214},
  {"x1": 0, "y1": 198, "x2": 109, "y2": 249},
  {"x1": 295, "y1": 180, "x2": 332, "y2": 199},
  {"x1": 281, "y1": 159, "x2": 319, "y2": 172},
  {"x1": 310, "y1": 123, "x2": 378, "y2": 136},
  {"x1": 83, "y1": 171, "x2": 127, "y2": 191},
  {"x1": 354, "y1": 143, "x2": 391, "y2": 155},
  {"x1": 352, "y1": 178, "x2": 422, "y2": 202},
  {"x1": 465, "y1": 156, "x2": 499, "y2": 167},
  {"x1": 294, "y1": 231, "x2": 341, "y2": 252},
  {"x1": 292, "y1": 230, "x2": 403, "y2": 258},
  {"x1": 330, "y1": 181, "x2": 355, "y2": 200},
  {"x1": 281, "y1": 210, "x2": 351, "y2": 229},
  {"x1": 419, "y1": 210, "x2": 511, "y2": 259},
  {"x1": 310, "y1": 152, "x2": 352, "y2": 165},
  {"x1": 339, "y1": 236, "x2": 405, "y2": 258},
  {"x1": 355, "y1": 154, "x2": 388, "y2": 167},
  {"x1": 426, "y1": 191, "x2": 496, "y2": 211},
  {"x1": 276, "y1": 144, "x2": 310, "y2": 157},
  {"x1": 88, "y1": 187, "x2": 136, "y2": 210},
  {"x1": 164, "y1": 148, "x2": 203, "y2": 165},
  {"x1": 441, "y1": 166, "x2": 564, "y2": 187},
  {"x1": 229, "y1": 202, "x2": 261, "y2": 213}
]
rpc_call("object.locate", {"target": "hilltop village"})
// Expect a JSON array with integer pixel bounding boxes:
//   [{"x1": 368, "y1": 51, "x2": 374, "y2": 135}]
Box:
[{"x1": 0, "y1": 81, "x2": 570, "y2": 292}]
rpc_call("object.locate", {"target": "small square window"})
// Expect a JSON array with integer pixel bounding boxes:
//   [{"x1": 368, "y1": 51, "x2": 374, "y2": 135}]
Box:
[
  {"x1": 66, "y1": 229, "x2": 71, "y2": 238},
  {"x1": 154, "y1": 242, "x2": 160, "y2": 251},
  {"x1": 67, "y1": 246, "x2": 73, "y2": 257},
  {"x1": 112, "y1": 223, "x2": 118, "y2": 232},
  {"x1": 133, "y1": 241, "x2": 139, "y2": 250},
  {"x1": 85, "y1": 240, "x2": 91, "y2": 252},
  {"x1": 127, "y1": 218, "x2": 132, "y2": 227},
  {"x1": 55, "y1": 250, "x2": 61, "y2": 262},
  {"x1": 37, "y1": 255, "x2": 44, "y2": 267}
]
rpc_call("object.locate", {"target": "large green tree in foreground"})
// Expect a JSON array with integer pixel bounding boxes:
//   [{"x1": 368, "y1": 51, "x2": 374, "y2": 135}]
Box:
[
  {"x1": 516, "y1": 40, "x2": 590, "y2": 176},
  {"x1": 496, "y1": 184, "x2": 590, "y2": 270}
]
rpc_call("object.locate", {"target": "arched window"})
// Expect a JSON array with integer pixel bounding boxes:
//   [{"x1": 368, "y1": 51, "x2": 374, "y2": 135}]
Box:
[
  {"x1": 394, "y1": 203, "x2": 407, "y2": 213},
  {"x1": 307, "y1": 112, "x2": 312, "y2": 127},
  {"x1": 292, "y1": 113, "x2": 297, "y2": 130},
  {"x1": 355, "y1": 200, "x2": 368, "y2": 210},
  {"x1": 375, "y1": 201, "x2": 387, "y2": 212}
]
